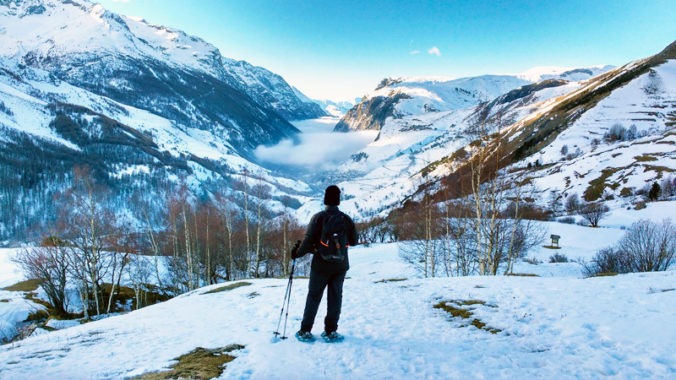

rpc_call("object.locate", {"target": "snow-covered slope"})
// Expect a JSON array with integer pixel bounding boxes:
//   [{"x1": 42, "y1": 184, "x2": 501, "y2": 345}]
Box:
[
  {"x1": 519, "y1": 59, "x2": 676, "y2": 204},
  {"x1": 222, "y1": 59, "x2": 326, "y2": 120},
  {"x1": 453, "y1": 42, "x2": 676, "y2": 208},
  {"x1": 0, "y1": 51, "x2": 317, "y2": 237},
  {"x1": 0, "y1": 0, "x2": 320, "y2": 147},
  {"x1": 312, "y1": 98, "x2": 356, "y2": 117},
  {"x1": 518, "y1": 65, "x2": 616, "y2": 82},
  {"x1": 307, "y1": 77, "x2": 585, "y2": 220},
  {"x1": 1, "y1": 215, "x2": 674, "y2": 378},
  {"x1": 313, "y1": 43, "x2": 673, "y2": 221},
  {"x1": 334, "y1": 75, "x2": 531, "y2": 132},
  {"x1": 334, "y1": 65, "x2": 614, "y2": 133},
  {"x1": 0, "y1": 0, "x2": 330, "y2": 241}
]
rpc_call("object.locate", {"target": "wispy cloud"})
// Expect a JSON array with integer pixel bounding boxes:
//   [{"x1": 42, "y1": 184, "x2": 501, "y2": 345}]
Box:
[
  {"x1": 409, "y1": 50, "x2": 421, "y2": 55},
  {"x1": 428, "y1": 46, "x2": 441, "y2": 56},
  {"x1": 112, "y1": 0, "x2": 131, "y2": 2}
]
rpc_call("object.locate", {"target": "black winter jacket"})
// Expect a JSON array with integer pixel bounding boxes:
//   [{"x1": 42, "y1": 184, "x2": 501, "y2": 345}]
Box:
[{"x1": 297, "y1": 206, "x2": 358, "y2": 273}]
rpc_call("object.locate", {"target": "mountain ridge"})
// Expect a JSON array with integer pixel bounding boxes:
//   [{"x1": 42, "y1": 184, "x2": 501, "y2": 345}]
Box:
[
  {"x1": 0, "y1": 0, "x2": 323, "y2": 143},
  {"x1": 0, "y1": 0, "x2": 327, "y2": 242},
  {"x1": 334, "y1": 67, "x2": 613, "y2": 134},
  {"x1": 314, "y1": 42, "x2": 674, "y2": 222},
  {"x1": 412, "y1": 42, "x2": 676, "y2": 213}
]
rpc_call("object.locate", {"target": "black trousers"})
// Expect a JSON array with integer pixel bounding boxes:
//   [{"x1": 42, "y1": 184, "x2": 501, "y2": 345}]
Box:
[{"x1": 300, "y1": 269, "x2": 346, "y2": 333}]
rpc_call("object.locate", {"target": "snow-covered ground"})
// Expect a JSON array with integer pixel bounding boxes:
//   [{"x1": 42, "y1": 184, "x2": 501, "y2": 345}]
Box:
[
  {"x1": 0, "y1": 248, "x2": 22, "y2": 289},
  {"x1": 1, "y1": 210, "x2": 674, "y2": 379}
]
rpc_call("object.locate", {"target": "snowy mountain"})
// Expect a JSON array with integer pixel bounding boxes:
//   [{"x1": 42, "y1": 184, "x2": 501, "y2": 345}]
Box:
[
  {"x1": 312, "y1": 98, "x2": 356, "y2": 117},
  {"x1": 333, "y1": 65, "x2": 613, "y2": 134},
  {"x1": 1, "y1": 209, "x2": 675, "y2": 378},
  {"x1": 222, "y1": 59, "x2": 326, "y2": 121},
  {"x1": 315, "y1": 43, "x2": 674, "y2": 221},
  {"x1": 311, "y1": 77, "x2": 585, "y2": 219},
  {"x1": 0, "y1": 0, "x2": 322, "y2": 148},
  {"x1": 424, "y1": 41, "x2": 676, "y2": 207},
  {"x1": 0, "y1": 0, "x2": 331, "y2": 241},
  {"x1": 517, "y1": 65, "x2": 616, "y2": 82},
  {"x1": 334, "y1": 75, "x2": 531, "y2": 132},
  {"x1": 0, "y1": 0, "x2": 673, "y2": 242}
]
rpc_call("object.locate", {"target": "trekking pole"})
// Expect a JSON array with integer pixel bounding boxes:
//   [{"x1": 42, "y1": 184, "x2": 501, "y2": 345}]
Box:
[
  {"x1": 281, "y1": 258, "x2": 296, "y2": 338},
  {"x1": 273, "y1": 258, "x2": 296, "y2": 339}
]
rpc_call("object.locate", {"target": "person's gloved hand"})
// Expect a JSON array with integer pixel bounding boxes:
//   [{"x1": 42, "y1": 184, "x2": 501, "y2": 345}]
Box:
[{"x1": 291, "y1": 240, "x2": 302, "y2": 259}]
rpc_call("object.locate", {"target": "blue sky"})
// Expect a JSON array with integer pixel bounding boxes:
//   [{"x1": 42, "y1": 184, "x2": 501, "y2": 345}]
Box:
[{"x1": 98, "y1": 0, "x2": 675, "y2": 101}]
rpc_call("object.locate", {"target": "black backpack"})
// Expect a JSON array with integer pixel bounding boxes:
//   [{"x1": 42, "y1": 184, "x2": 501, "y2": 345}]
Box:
[{"x1": 318, "y1": 211, "x2": 349, "y2": 263}]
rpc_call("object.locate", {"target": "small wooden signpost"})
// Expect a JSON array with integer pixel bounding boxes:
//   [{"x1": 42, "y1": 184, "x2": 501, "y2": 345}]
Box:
[{"x1": 550, "y1": 234, "x2": 561, "y2": 248}]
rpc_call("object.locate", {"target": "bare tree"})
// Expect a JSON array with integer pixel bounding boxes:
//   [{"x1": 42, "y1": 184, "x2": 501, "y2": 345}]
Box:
[
  {"x1": 442, "y1": 210, "x2": 478, "y2": 276},
  {"x1": 467, "y1": 107, "x2": 509, "y2": 275},
  {"x1": 251, "y1": 179, "x2": 271, "y2": 277},
  {"x1": 501, "y1": 184, "x2": 547, "y2": 275},
  {"x1": 13, "y1": 236, "x2": 70, "y2": 316},
  {"x1": 141, "y1": 207, "x2": 164, "y2": 287},
  {"x1": 460, "y1": 107, "x2": 545, "y2": 275},
  {"x1": 579, "y1": 202, "x2": 609, "y2": 227},
  {"x1": 61, "y1": 166, "x2": 118, "y2": 318},
  {"x1": 215, "y1": 192, "x2": 236, "y2": 280},
  {"x1": 166, "y1": 184, "x2": 201, "y2": 292},
  {"x1": 105, "y1": 231, "x2": 133, "y2": 314},
  {"x1": 182, "y1": 197, "x2": 196, "y2": 289},
  {"x1": 242, "y1": 169, "x2": 251, "y2": 272},
  {"x1": 399, "y1": 185, "x2": 444, "y2": 278},
  {"x1": 437, "y1": 176, "x2": 477, "y2": 277},
  {"x1": 583, "y1": 219, "x2": 675, "y2": 276},
  {"x1": 357, "y1": 217, "x2": 394, "y2": 245},
  {"x1": 469, "y1": 150, "x2": 518, "y2": 275},
  {"x1": 548, "y1": 191, "x2": 562, "y2": 216},
  {"x1": 618, "y1": 219, "x2": 675, "y2": 272},
  {"x1": 565, "y1": 193, "x2": 581, "y2": 215},
  {"x1": 582, "y1": 247, "x2": 622, "y2": 277},
  {"x1": 275, "y1": 214, "x2": 303, "y2": 276},
  {"x1": 660, "y1": 175, "x2": 675, "y2": 199},
  {"x1": 126, "y1": 253, "x2": 152, "y2": 310}
]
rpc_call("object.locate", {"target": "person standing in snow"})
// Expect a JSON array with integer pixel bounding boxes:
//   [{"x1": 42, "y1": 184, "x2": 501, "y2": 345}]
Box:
[{"x1": 292, "y1": 185, "x2": 358, "y2": 342}]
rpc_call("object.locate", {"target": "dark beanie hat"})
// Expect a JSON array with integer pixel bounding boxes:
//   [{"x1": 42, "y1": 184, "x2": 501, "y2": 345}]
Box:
[{"x1": 324, "y1": 185, "x2": 341, "y2": 206}]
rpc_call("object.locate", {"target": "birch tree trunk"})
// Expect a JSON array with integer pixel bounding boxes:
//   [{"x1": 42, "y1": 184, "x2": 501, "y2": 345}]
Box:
[{"x1": 182, "y1": 204, "x2": 194, "y2": 290}]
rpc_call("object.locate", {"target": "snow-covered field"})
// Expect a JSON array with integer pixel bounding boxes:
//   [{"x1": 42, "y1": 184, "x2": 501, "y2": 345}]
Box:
[{"x1": 1, "y1": 207, "x2": 674, "y2": 379}]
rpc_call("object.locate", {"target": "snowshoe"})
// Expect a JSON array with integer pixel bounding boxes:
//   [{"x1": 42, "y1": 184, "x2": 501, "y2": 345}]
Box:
[
  {"x1": 321, "y1": 331, "x2": 344, "y2": 343},
  {"x1": 295, "y1": 330, "x2": 315, "y2": 343}
]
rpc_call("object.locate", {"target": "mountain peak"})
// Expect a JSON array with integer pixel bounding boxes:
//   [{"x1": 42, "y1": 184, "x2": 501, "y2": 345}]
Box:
[{"x1": 0, "y1": 0, "x2": 225, "y2": 78}]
